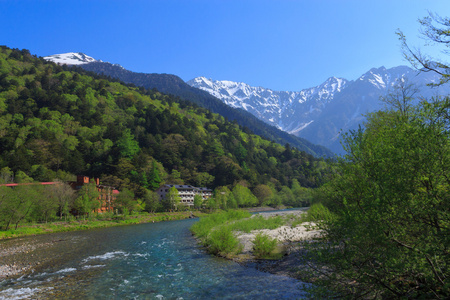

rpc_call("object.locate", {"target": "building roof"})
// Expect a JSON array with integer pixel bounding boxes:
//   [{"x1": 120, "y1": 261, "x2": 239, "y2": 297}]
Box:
[
  {"x1": 0, "y1": 182, "x2": 60, "y2": 187},
  {"x1": 159, "y1": 184, "x2": 211, "y2": 191}
]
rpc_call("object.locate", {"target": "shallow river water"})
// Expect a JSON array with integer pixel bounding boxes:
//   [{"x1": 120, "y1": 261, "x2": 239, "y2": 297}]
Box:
[{"x1": 0, "y1": 218, "x2": 310, "y2": 299}]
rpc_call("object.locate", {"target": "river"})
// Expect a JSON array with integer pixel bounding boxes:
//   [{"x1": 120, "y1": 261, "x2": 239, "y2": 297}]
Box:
[{"x1": 0, "y1": 218, "x2": 310, "y2": 299}]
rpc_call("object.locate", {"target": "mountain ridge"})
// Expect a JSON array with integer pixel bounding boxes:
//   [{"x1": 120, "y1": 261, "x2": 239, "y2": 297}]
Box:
[
  {"x1": 43, "y1": 52, "x2": 334, "y2": 157},
  {"x1": 189, "y1": 65, "x2": 450, "y2": 154}
]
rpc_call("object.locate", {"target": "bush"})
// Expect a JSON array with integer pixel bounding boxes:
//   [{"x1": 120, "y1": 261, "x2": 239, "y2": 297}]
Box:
[
  {"x1": 304, "y1": 203, "x2": 333, "y2": 222},
  {"x1": 206, "y1": 226, "x2": 240, "y2": 255},
  {"x1": 252, "y1": 232, "x2": 278, "y2": 259}
]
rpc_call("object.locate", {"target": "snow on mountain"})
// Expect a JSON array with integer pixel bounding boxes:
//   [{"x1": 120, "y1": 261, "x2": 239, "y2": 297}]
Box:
[
  {"x1": 43, "y1": 52, "x2": 100, "y2": 65},
  {"x1": 187, "y1": 76, "x2": 348, "y2": 132},
  {"x1": 188, "y1": 66, "x2": 448, "y2": 154}
]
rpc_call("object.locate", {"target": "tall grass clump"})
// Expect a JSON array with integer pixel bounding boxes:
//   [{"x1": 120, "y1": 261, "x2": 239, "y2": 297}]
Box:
[
  {"x1": 190, "y1": 210, "x2": 250, "y2": 239},
  {"x1": 206, "y1": 226, "x2": 240, "y2": 255},
  {"x1": 252, "y1": 232, "x2": 280, "y2": 259}
]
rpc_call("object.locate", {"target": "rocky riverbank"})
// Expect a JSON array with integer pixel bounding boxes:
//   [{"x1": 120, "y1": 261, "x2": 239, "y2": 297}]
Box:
[
  {"x1": 234, "y1": 209, "x2": 321, "y2": 280},
  {"x1": 0, "y1": 234, "x2": 79, "y2": 279}
]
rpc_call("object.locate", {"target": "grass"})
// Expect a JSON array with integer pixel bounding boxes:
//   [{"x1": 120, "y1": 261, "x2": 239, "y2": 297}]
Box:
[
  {"x1": 0, "y1": 211, "x2": 206, "y2": 240},
  {"x1": 252, "y1": 232, "x2": 282, "y2": 259},
  {"x1": 190, "y1": 210, "x2": 251, "y2": 256},
  {"x1": 227, "y1": 215, "x2": 285, "y2": 233},
  {"x1": 191, "y1": 210, "x2": 304, "y2": 258},
  {"x1": 190, "y1": 210, "x2": 251, "y2": 239}
]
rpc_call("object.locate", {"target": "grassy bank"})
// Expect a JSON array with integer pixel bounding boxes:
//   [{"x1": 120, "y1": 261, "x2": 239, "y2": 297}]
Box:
[
  {"x1": 0, "y1": 211, "x2": 206, "y2": 240},
  {"x1": 190, "y1": 209, "x2": 307, "y2": 259}
]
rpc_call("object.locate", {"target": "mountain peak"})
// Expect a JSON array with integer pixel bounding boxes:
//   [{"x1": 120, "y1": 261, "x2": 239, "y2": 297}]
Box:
[{"x1": 43, "y1": 52, "x2": 100, "y2": 65}]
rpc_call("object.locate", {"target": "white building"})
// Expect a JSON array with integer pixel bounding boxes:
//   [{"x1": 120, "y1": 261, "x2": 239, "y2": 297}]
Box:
[{"x1": 156, "y1": 184, "x2": 212, "y2": 207}]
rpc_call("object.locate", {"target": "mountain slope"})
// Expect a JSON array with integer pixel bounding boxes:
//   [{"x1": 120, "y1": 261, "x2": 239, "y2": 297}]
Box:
[
  {"x1": 43, "y1": 53, "x2": 334, "y2": 157},
  {"x1": 189, "y1": 66, "x2": 450, "y2": 154},
  {"x1": 1, "y1": 46, "x2": 331, "y2": 196}
]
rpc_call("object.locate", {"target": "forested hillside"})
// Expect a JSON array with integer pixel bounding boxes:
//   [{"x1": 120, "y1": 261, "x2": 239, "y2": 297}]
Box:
[
  {"x1": 0, "y1": 47, "x2": 331, "y2": 199},
  {"x1": 79, "y1": 61, "x2": 334, "y2": 157}
]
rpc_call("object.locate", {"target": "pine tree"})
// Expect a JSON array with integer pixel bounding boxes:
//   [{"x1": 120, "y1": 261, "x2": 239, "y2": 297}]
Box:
[{"x1": 148, "y1": 160, "x2": 161, "y2": 190}]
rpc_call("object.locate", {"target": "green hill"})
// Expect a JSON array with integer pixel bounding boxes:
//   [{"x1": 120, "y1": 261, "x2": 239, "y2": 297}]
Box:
[
  {"x1": 79, "y1": 61, "x2": 334, "y2": 157},
  {"x1": 0, "y1": 46, "x2": 331, "y2": 198}
]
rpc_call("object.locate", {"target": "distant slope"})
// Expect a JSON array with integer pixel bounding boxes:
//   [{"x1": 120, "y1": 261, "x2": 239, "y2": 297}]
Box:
[{"x1": 78, "y1": 61, "x2": 334, "y2": 157}]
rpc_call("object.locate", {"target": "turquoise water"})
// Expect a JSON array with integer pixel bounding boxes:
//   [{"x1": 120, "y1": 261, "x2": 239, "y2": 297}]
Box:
[{"x1": 0, "y1": 218, "x2": 309, "y2": 299}]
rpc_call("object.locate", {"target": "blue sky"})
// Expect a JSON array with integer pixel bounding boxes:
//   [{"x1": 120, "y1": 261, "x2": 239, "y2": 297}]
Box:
[{"x1": 1, "y1": 0, "x2": 450, "y2": 91}]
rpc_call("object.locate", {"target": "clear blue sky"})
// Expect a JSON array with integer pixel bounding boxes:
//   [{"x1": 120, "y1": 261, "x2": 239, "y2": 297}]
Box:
[{"x1": 1, "y1": 0, "x2": 450, "y2": 91}]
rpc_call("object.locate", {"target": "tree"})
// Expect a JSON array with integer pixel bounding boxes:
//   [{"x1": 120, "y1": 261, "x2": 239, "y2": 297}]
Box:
[
  {"x1": 117, "y1": 129, "x2": 140, "y2": 159},
  {"x1": 144, "y1": 190, "x2": 161, "y2": 213},
  {"x1": 33, "y1": 185, "x2": 59, "y2": 223},
  {"x1": 0, "y1": 167, "x2": 14, "y2": 184},
  {"x1": 303, "y1": 100, "x2": 450, "y2": 298},
  {"x1": 74, "y1": 180, "x2": 99, "y2": 219},
  {"x1": 214, "y1": 186, "x2": 230, "y2": 209},
  {"x1": 398, "y1": 12, "x2": 450, "y2": 86},
  {"x1": 232, "y1": 184, "x2": 258, "y2": 208},
  {"x1": 49, "y1": 181, "x2": 76, "y2": 220},
  {"x1": 205, "y1": 196, "x2": 217, "y2": 211},
  {"x1": 252, "y1": 184, "x2": 272, "y2": 206},
  {"x1": 147, "y1": 160, "x2": 162, "y2": 190},
  {"x1": 193, "y1": 194, "x2": 203, "y2": 210},
  {"x1": 114, "y1": 188, "x2": 135, "y2": 215},
  {"x1": 0, "y1": 185, "x2": 35, "y2": 230},
  {"x1": 380, "y1": 77, "x2": 418, "y2": 117},
  {"x1": 163, "y1": 186, "x2": 181, "y2": 211}
]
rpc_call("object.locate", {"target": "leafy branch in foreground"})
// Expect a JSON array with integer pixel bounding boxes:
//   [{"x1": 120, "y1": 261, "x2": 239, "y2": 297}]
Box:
[{"x1": 302, "y1": 97, "x2": 450, "y2": 298}]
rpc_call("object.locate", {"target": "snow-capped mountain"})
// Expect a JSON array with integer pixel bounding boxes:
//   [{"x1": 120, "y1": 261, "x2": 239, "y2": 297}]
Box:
[
  {"x1": 189, "y1": 66, "x2": 450, "y2": 154},
  {"x1": 43, "y1": 52, "x2": 100, "y2": 65},
  {"x1": 188, "y1": 76, "x2": 347, "y2": 134}
]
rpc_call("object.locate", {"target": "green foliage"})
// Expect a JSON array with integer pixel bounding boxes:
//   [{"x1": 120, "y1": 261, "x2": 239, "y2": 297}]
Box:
[
  {"x1": 0, "y1": 185, "x2": 34, "y2": 230},
  {"x1": 193, "y1": 194, "x2": 203, "y2": 210},
  {"x1": 232, "y1": 184, "x2": 258, "y2": 207},
  {"x1": 190, "y1": 210, "x2": 251, "y2": 240},
  {"x1": 191, "y1": 210, "x2": 290, "y2": 258},
  {"x1": 0, "y1": 46, "x2": 333, "y2": 226},
  {"x1": 147, "y1": 160, "x2": 161, "y2": 190},
  {"x1": 114, "y1": 188, "x2": 135, "y2": 214},
  {"x1": 303, "y1": 203, "x2": 333, "y2": 222},
  {"x1": 0, "y1": 46, "x2": 330, "y2": 198},
  {"x1": 117, "y1": 129, "x2": 140, "y2": 159},
  {"x1": 206, "y1": 226, "x2": 240, "y2": 255},
  {"x1": 162, "y1": 186, "x2": 181, "y2": 211},
  {"x1": 74, "y1": 181, "x2": 99, "y2": 219},
  {"x1": 303, "y1": 100, "x2": 450, "y2": 298},
  {"x1": 252, "y1": 232, "x2": 279, "y2": 259},
  {"x1": 252, "y1": 184, "x2": 272, "y2": 206},
  {"x1": 143, "y1": 190, "x2": 161, "y2": 213},
  {"x1": 228, "y1": 215, "x2": 284, "y2": 233}
]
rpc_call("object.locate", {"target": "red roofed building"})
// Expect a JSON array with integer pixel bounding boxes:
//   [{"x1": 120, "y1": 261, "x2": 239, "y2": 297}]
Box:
[{"x1": 0, "y1": 176, "x2": 119, "y2": 213}]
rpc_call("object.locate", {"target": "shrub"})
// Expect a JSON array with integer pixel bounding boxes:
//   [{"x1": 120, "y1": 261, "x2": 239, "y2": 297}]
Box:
[
  {"x1": 252, "y1": 232, "x2": 278, "y2": 259},
  {"x1": 206, "y1": 226, "x2": 239, "y2": 255},
  {"x1": 304, "y1": 203, "x2": 333, "y2": 222}
]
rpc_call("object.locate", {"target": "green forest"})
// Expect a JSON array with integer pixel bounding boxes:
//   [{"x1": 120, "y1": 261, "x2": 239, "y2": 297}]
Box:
[
  {"x1": 0, "y1": 46, "x2": 333, "y2": 227},
  {"x1": 301, "y1": 15, "x2": 450, "y2": 299}
]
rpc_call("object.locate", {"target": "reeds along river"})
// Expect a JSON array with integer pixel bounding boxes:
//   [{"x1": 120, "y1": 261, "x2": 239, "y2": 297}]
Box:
[{"x1": 0, "y1": 218, "x2": 310, "y2": 299}]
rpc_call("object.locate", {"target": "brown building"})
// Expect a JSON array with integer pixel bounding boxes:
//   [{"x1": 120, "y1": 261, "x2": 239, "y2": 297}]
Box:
[
  {"x1": 0, "y1": 176, "x2": 119, "y2": 214},
  {"x1": 69, "y1": 176, "x2": 119, "y2": 213}
]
